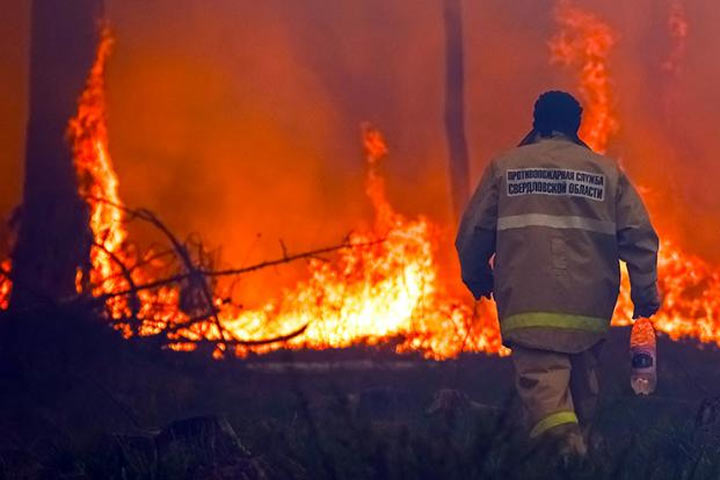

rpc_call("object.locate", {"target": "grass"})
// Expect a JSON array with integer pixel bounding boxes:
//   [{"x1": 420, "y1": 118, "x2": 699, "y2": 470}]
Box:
[{"x1": 1, "y1": 308, "x2": 719, "y2": 479}]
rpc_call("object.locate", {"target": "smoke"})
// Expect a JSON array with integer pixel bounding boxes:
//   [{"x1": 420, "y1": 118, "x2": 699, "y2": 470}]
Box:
[{"x1": 0, "y1": 0, "x2": 718, "y2": 304}]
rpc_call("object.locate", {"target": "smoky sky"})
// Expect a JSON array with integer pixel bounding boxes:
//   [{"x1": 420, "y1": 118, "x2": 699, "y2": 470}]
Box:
[{"x1": 0, "y1": 0, "x2": 718, "y2": 298}]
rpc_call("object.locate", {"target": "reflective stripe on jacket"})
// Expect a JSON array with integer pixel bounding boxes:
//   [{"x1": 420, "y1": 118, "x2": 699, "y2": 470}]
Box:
[{"x1": 456, "y1": 135, "x2": 659, "y2": 353}]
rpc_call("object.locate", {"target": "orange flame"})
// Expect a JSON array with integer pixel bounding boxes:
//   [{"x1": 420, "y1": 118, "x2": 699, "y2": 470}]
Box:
[
  {"x1": 67, "y1": 29, "x2": 126, "y2": 299},
  {"x1": 66, "y1": 28, "x2": 190, "y2": 334},
  {"x1": 172, "y1": 125, "x2": 505, "y2": 359},
  {"x1": 550, "y1": 1, "x2": 618, "y2": 153}
]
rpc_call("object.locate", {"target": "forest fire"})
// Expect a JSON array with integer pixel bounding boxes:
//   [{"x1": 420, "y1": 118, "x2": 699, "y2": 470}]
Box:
[
  {"x1": 210, "y1": 125, "x2": 498, "y2": 359},
  {"x1": 1, "y1": 3, "x2": 719, "y2": 360}
]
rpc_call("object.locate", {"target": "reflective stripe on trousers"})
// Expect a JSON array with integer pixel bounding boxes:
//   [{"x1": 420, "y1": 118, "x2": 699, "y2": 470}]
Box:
[
  {"x1": 530, "y1": 410, "x2": 579, "y2": 438},
  {"x1": 511, "y1": 343, "x2": 603, "y2": 439}
]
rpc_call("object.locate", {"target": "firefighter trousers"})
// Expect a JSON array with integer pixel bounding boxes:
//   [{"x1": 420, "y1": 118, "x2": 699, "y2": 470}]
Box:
[{"x1": 511, "y1": 341, "x2": 603, "y2": 440}]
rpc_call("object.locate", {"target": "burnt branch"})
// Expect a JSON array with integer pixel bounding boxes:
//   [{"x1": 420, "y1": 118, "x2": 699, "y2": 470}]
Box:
[
  {"x1": 130, "y1": 207, "x2": 228, "y2": 347},
  {"x1": 91, "y1": 239, "x2": 380, "y2": 304},
  {"x1": 74, "y1": 196, "x2": 382, "y2": 351},
  {"x1": 168, "y1": 322, "x2": 310, "y2": 348},
  {"x1": 202, "y1": 240, "x2": 381, "y2": 278},
  {"x1": 90, "y1": 241, "x2": 141, "y2": 320},
  {"x1": 224, "y1": 322, "x2": 309, "y2": 346}
]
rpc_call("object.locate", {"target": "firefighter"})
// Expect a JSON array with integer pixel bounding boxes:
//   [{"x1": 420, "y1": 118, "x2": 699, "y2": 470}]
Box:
[{"x1": 455, "y1": 91, "x2": 660, "y2": 456}]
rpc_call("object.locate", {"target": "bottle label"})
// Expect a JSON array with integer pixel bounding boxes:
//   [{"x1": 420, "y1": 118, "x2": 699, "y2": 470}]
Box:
[{"x1": 631, "y1": 353, "x2": 654, "y2": 369}]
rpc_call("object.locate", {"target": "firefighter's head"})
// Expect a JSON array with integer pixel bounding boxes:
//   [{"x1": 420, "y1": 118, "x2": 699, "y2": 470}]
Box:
[{"x1": 533, "y1": 91, "x2": 583, "y2": 138}]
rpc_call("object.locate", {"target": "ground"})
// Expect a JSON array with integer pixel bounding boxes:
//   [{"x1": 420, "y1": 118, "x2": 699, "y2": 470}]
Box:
[{"x1": 1, "y1": 310, "x2": 719, "y2": 479}]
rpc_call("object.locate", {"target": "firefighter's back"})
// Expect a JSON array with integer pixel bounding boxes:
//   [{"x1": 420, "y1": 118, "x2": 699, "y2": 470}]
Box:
[{"x1": 492, "y1": 136, "x2": 622, "y2": 353}]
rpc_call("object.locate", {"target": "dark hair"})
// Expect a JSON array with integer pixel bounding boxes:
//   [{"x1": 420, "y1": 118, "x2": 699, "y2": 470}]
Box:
[{"x1": 533, "y1": 91, "x2": 583, "y2": 137}]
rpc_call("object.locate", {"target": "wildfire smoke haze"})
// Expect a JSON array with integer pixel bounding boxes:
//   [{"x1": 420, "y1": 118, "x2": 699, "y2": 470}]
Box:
[
  {"x1": 663, "y1": 1, "x2": 689, "y2": 74},
  {"x1": 1, "y1": 1, "x2": 719, "y2": 359},
  {"x1": 550, "y1": 1, "x2": 618, "y2": 154}
]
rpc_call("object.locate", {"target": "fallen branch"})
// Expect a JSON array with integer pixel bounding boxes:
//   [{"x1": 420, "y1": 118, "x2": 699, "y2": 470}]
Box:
[
  {"x1": 90, "y1": 241, "x2": 141, "y2": 320},
  {"x1": 169, "y1": 322, "x2": 310, "y2": 348},
  {"x1": 202, "y1": 240, "x2": 381, "y2": 278},
  {"x1": 224, "y1": 322, "x2": 309, "y2": 346},
  {"x1": 92, "y1": 239, "x2": 381, "y2": 303},
  {"x1": 131, "y1": 207, "x2": 228, "y2": 347},
  {"x1": 69, "y1": 197, "x2": 386, "y2": 349}
]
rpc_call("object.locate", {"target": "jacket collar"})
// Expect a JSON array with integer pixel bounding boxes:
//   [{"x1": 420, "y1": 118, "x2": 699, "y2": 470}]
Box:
[{"x1": 518, "y1": 129, "x2": 591, "y2": 150}]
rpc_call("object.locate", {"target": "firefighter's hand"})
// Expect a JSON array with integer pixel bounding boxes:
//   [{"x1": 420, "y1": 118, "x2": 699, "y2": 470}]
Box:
[
  {"x1": 631, "y1": 283, "x2": 661, "y2": 319},
  {"x1": 633, "y1": 303, "x2": 659, "y2": 319},
  {"x1": 471, "y1": 271, "x2": 493, "y2": 300}
]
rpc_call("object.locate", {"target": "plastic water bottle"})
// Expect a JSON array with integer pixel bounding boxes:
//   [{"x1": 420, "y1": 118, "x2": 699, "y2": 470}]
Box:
[{"x1": 630, "y1": 317, "x2": 657, "y2": 395}]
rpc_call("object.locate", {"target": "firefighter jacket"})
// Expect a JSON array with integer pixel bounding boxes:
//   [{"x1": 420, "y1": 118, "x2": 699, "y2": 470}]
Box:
[{"x1": 456, "y1": 134, "x2": 660, "y2": 353}]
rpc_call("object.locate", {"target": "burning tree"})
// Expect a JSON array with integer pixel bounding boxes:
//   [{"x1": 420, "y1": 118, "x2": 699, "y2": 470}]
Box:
[{"x1": 9, "y1": 0, "x2": 104, "y2": 308}]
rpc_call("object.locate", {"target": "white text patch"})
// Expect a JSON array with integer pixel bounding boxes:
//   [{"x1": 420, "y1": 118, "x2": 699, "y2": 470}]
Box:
[{"x1": 506, "y1": 168, "x2": 605, "y2": 201}]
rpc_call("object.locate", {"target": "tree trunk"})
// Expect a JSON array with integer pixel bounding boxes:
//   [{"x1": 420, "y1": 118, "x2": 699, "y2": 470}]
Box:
[
  {"x1": 10, "y1": 0, "x2": 103, "y2": 308},
  {"x1": 443, "y1": 0, "x2": 471, "y2": 221}
]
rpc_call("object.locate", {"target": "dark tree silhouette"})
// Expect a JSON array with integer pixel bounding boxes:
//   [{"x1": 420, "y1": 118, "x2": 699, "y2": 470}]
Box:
[
  {"x1": 10, "y1": 0, "x2": 104, "y2": 308},
  {"x1": 443, "y1": 0, "x2": 471, "y2": 220}
]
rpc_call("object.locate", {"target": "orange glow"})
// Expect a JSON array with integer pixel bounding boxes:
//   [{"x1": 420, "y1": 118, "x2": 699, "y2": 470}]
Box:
[
  {"x1": 171, "y1": 125, "x2": 505, "y2": 359},
  {"x1": 550, "y1": 1, "x2": 618, "y2": 154},
  {"x1": 550, "y1": 3, "x2": 720, "y2": 346},
  {"x1": 663, "y1": 1, "x2": 689, "y2": 73},
  {"x1": 60, "y1": 31, "x2": 505, "y2": 359}
]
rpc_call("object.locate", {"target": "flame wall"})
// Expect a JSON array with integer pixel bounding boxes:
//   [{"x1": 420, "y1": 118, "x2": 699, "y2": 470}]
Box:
[{"x1": 1, "y1": 0, "x2": 718, "y2": 304}]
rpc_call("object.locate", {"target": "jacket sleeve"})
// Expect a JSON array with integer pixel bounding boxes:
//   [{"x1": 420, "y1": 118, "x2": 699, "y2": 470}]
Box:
[
  {"x1": 616, "y1": 171, "x2": 661, "y2": 318},
  {"x1": 455, "y1": 161, "x2": 498, "y2": 300}
]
